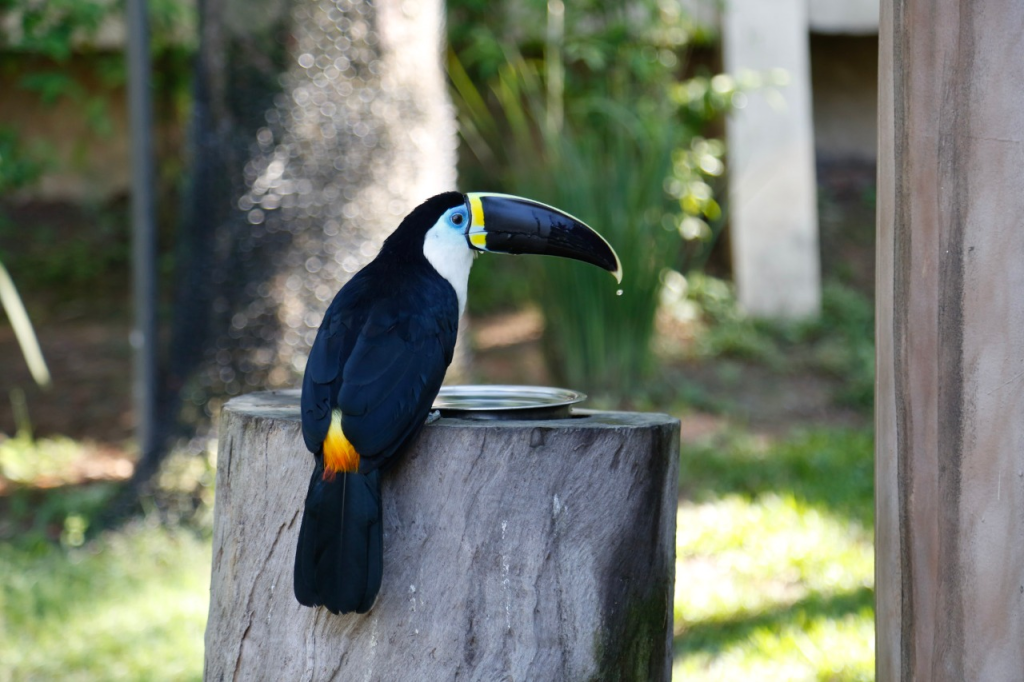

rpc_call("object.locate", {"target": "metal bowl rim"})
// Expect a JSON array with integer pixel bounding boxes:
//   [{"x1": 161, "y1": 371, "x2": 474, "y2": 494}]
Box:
[{"x1": 433, "y1": 384, "x2": 587, "y2": 411}]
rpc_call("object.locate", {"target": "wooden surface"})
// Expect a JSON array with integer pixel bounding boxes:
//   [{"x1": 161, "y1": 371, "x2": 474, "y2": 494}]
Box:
[
  {"x1": 204, "y1": 391, "x2": 679, "y2": 681},
  {"x1": 876, "y1": 2, "x2": 1024, "y2": 679}
]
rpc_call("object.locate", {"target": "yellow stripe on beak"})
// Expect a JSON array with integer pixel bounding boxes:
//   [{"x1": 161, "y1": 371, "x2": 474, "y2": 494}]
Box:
[
  {"x1": 469, "y1": 194, "x2": 485, "y2": 229},
  {"x1": 469, "y1": 233, "x2": 487, "y2": 248}
]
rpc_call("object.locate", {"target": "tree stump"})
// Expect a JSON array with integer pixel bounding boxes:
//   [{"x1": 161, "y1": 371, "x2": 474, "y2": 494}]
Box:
[{"x1": 205, "y1": 390, "x2": 679, "y2": 681}]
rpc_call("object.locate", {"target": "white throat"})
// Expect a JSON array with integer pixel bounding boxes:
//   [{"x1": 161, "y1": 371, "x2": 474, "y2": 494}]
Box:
[{"x1": 423, "y1": 224, "x2": 475, "y2": 318}]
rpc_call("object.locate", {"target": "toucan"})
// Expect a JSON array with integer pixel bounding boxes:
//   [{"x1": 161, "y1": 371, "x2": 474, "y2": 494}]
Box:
[{"x1": 293, "y1": 191, "x2": 621, "y2": 614}]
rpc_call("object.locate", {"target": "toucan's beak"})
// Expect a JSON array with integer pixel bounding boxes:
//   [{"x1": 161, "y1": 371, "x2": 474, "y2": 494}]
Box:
[{"x1": 464, "y1": 193, "x2": 622, "y2": 283}]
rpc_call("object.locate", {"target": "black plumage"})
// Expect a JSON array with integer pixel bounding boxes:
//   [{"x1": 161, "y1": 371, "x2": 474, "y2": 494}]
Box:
[{"x1": 294, "y1": 192, "x2": 462, "y2": 614}]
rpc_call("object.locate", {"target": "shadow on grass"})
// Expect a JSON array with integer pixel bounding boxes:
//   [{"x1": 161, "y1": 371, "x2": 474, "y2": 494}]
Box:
[
  {"x1": 674, "y1": 585, "x2": 874, "y2": 657},
  {"x1": 680, "y1": 428, "x2": 874, "y2": 528}
]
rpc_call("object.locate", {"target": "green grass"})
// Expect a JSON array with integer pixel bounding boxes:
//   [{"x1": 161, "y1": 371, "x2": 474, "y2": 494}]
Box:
[
  {"x1": 0, "y1": 386, "x2": 872, "y2": 681},
  {"x1": 0, "y1": 520, "x2": 210, "y2": 681},
  {"x1": 0, "y1": 433, "x2": 83, "y2": 486},
  {"x1": 674, "y1": 427, "x2": 875, "y2": 680},
  {"x1": 0, "y1": 437, "x2": 215, "y2": 682}
]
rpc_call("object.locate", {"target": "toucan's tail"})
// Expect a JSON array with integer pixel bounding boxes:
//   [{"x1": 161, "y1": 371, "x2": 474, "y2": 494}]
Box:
[{"x1": 293, "y1": 467, "x2": 383, "y2": 614}]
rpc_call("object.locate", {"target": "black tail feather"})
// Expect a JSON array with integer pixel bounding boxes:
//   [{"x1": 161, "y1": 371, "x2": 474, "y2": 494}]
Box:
[
  {"x1": 293, "y1": 467, "x2": 321, "y2": 607},
  {"x1": 294, "y1": 467, "x2": 383, "y2": 614}
]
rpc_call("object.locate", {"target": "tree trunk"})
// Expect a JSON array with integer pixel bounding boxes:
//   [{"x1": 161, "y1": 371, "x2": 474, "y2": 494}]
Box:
[
  {"x1": 876, "y1": 1, "x2": 1024, "y2": 679},
  {"x1": 205, "y1": 391, "x2": 679, "y2": 681},
  {"x1": 161, "y1": 0, "x2": 456, "y2": 452}
]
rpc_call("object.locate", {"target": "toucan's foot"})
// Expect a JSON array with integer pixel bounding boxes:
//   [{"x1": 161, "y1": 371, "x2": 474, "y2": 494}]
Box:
[{"x1": 425, "y1": 410, "x2": 442, "y2": 425}]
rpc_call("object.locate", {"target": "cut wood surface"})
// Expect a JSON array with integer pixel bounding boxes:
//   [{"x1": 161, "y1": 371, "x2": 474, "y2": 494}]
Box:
[{"x1": 204, "y1": 390, "x2": 679, "y2": 681}]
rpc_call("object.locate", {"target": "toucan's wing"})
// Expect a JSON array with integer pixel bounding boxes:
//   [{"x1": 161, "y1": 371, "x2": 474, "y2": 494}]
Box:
[
  {"x1": 338, "y1": 283, "x2": 459, "y2": 466},
  {"x1": 300, "y1": 276, "x2": 370, "y2": 454}
]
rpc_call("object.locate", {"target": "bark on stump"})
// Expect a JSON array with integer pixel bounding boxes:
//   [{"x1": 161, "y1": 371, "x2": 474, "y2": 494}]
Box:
[{"x1": 204, "y1": 390, "x2": 679, "y2": 681}]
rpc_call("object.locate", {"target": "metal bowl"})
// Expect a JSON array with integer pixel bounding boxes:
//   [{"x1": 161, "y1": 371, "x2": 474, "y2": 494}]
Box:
[{"x1": 432, "y1": 385, "x2": 586, "y2": 421}]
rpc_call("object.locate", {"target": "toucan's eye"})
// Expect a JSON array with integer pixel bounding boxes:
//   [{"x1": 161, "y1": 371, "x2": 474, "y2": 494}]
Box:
[{"x1": 451, "y1": 212, "x2": 465, "y2": 226}]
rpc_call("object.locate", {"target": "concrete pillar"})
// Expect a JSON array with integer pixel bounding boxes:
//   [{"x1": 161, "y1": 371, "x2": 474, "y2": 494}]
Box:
[
  {"x1": 876, "y1": 1, "x2": 1024, "y2": 679},
  {"x1": 808, "y1": 0, "x2": 879, "y2": 34},
  {"x1": 723, "y1": 0, "x2": 821, "y2": 319}
]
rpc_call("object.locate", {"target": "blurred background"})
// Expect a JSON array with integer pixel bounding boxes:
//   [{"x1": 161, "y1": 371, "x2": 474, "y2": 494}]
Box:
[{"x1": 0, "y1": 0, "x2": 877, "y2": 678}]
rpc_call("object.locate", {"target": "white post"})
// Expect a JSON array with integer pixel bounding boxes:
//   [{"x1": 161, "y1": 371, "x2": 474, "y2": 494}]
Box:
[{"x1": 723, "y1": 0, "x2": 821, "y2": 319}]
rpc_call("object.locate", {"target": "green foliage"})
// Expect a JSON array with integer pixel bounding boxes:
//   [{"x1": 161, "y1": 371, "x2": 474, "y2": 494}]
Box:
[
  {"x1": 685, "y1": 273, "x2": 786, "y2": 365},
  {"x1": 2, "y1": 481, "x2": 119, "y2": 551},
  {"x1": 675, "y1": 426, "x2": 875, "y2": 679},
  {"x1": 1, "y1": 434, "x2": 215, "y2": 547},
  {"x1": 0, "y1": 434, "x2": 121, "y2": 551},
  {"x1": 450, "y1": 1, "x2": 736, "y2": 393},
  {"x1": 0, "y1": 0, "x2": 110, "y2": 58},
  {"x1": 150, "y1": 445, "x2": 218, "y2": 531},
  {"x1": 798, "y1": 283, "x2": 875, "y2": 409},
  {"x1": 0, "y1": 127, "x2": 49, "y2": 194},
  {"x1": 0, "y1": 521, "x2": 209, "y2": 681},
  {"x1": 0, "y1": 0, "x2": 196, "y2": 56},
  {"x1": 682, "y1": 427, "x2": 875, "y2": 526},
  {"x1": 0, "y1": 202, "x2": 133, "y2": 315},
  {"x1": 466, "y1": 254, "x2": 536, "y2": 314},
  {"x1": 1, "y1": 0, "x2": 119, "y2": 168},
  {"x1": 0, "y1": 438, "x2": 215, "y2": 680},
  {"x1": 0, "y1": 0, "x2": 195, "y2": 196},
  {"x1": 682, "y1": 274, "x2": 875, "y2": 410},
  {"x1": 0, "y1": 2, "x2": 195, "y2": 316},
  {"x1": 448, "y1": 0, "x2": 719, "y2": 86},
  {"x1": 0, "y1": 434, "x2": 81, "y2": 487}
]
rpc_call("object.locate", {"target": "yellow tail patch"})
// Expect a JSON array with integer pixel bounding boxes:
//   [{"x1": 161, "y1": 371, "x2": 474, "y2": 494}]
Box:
[{"x1": 323, "y1": 410, "x2": 359, "y2": 480}]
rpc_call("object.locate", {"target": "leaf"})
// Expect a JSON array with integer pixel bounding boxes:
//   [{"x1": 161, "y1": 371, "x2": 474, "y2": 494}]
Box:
[
  {"x1": 18, "y1": 72, "x2": 82, "y2": 105},
  {"x1": 0, "y1": 257, "x2": 51, "y2": 388}
]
